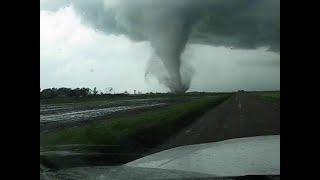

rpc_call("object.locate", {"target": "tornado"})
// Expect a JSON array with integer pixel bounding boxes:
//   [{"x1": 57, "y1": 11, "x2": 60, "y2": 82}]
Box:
[{"x1": 144, "y1": 7, "x2": 198, "y2": 93}]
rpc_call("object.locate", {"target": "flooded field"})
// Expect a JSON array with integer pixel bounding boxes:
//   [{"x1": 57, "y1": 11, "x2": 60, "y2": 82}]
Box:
[{"x1": 40, "y1": 98, "x2": 170, "y2": 133}]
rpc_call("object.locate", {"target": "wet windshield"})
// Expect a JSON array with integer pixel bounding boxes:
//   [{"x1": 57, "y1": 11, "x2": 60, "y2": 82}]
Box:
[{"x1": 40, "y1": 0, "x2": 280, "y2": 179}]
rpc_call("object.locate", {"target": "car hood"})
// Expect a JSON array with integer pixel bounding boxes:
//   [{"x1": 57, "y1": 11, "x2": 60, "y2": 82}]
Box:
[
  {"x1": 41, "y1": 135, "x2": 279, "y2": 179},
  {"x1": 126, "y1": 135, "x2": 280, "y2": 177}
]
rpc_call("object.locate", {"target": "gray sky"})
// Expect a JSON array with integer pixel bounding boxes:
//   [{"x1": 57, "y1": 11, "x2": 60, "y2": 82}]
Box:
[{"x1": 40, "y1": 4, "x2": 280, "y2": 93}]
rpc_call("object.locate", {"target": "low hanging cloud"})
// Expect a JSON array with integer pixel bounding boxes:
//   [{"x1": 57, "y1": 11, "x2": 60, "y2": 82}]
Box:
[{"x1": 41, "y1": 0, "x2": 279, "y2": 93}]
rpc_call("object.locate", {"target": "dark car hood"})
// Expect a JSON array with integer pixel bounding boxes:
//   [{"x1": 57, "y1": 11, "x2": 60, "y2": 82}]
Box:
[
  {"x1": 126, "y1": 135, "x2": 280, "y2": 177},
  {"x1": 41, "y1": 135, "x2": 279, "y2": 179}
]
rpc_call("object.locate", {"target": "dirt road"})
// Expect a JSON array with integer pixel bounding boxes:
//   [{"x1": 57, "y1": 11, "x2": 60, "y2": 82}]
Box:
[{"x1": 156, "y1": 92, "x2": 280, "y2": 151}]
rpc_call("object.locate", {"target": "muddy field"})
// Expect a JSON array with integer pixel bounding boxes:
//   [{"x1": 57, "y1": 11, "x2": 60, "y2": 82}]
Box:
[{"x1": 40, "y1": 98, "x2": 173, "y2": 133}]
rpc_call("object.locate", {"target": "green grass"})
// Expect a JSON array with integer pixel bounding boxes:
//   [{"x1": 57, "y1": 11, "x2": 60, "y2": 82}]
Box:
[
  {"x1": 40, "y1": 94, "x2": 231, "y2": 148},
  {"x1": 40, "y1": 92, "x2": 231, "y2": 105},
  {"x1": 248, "y1": 91, "x2": 280, "y2": 105}
]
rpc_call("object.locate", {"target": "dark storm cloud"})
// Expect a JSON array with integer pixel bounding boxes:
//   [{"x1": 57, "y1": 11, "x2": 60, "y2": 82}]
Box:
[
  {"x1": 238, "y1": 58, "x2": 280, "y2": 67},
  {"x1": 41, "y1": 0, "x2": 279, "y2": 92}
]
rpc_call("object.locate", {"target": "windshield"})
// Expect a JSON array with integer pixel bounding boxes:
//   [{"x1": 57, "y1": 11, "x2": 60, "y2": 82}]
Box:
[{"x1": 40, "y1": 0, "x2": 280, "y2": 179}]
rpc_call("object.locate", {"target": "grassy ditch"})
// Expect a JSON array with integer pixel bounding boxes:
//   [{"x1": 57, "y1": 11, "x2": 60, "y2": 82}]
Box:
[{"x1": 248, "y1": 91, "x2": 280, "y2": 105}]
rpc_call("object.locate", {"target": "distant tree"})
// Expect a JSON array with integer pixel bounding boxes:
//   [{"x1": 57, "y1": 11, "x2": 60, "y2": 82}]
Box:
[
  {"x1": 93, "y1": 87, "x2": 98, "y2": 95},
  {"x1": 124, "y1": 90, "x2": 129, "y2": 95},
  {"x1": 133, "y1": 90, "x2": 136, "y2": 94},
  {"x1": 72, "y1": 88, "x2": 80, "y2": 97},
  {"x1": 41, "y1": 88, "x2": 56, "y2": 99},
  {"x1": 108, "y1": 87, "x2": 114, "y2": 94},
  {"x1": 79, "y1": 87, "x2": 90, "y2": 97},
  {"x1": 56, "y1": 87, "x2": 72, "y2": 97},
  {"x1": 51, "y1": 88, "x2": 58, "y2": 96},
  {"x1": 69, "y1": 89, "x2": 76, "y2": 97}
]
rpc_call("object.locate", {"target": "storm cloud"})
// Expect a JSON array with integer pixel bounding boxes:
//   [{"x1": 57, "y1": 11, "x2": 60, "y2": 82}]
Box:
[{"x1": 41, "y1": 0, "x2": 279, "y2": 92}]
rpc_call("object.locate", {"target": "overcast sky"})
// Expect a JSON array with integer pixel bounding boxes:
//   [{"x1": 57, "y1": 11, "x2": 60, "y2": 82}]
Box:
[{"x1": 40, "y1": 5, "x2": 280, "y2": 93}]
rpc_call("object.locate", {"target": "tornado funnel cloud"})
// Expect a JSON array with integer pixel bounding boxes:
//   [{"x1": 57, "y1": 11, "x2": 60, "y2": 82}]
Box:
[{"x1": 146, "y1": 10, "x2": 197, "y2": 92}]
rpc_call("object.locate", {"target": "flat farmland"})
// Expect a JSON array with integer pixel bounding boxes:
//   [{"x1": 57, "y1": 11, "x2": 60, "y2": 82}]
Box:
[{"x1": 40, "y1": 98, "x2": 170, "y2": 133}]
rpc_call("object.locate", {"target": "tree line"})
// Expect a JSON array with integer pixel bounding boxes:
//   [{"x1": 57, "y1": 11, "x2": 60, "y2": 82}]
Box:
[{"x1": 40, "y1": 87, "x2": 116, "y2": 99}]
